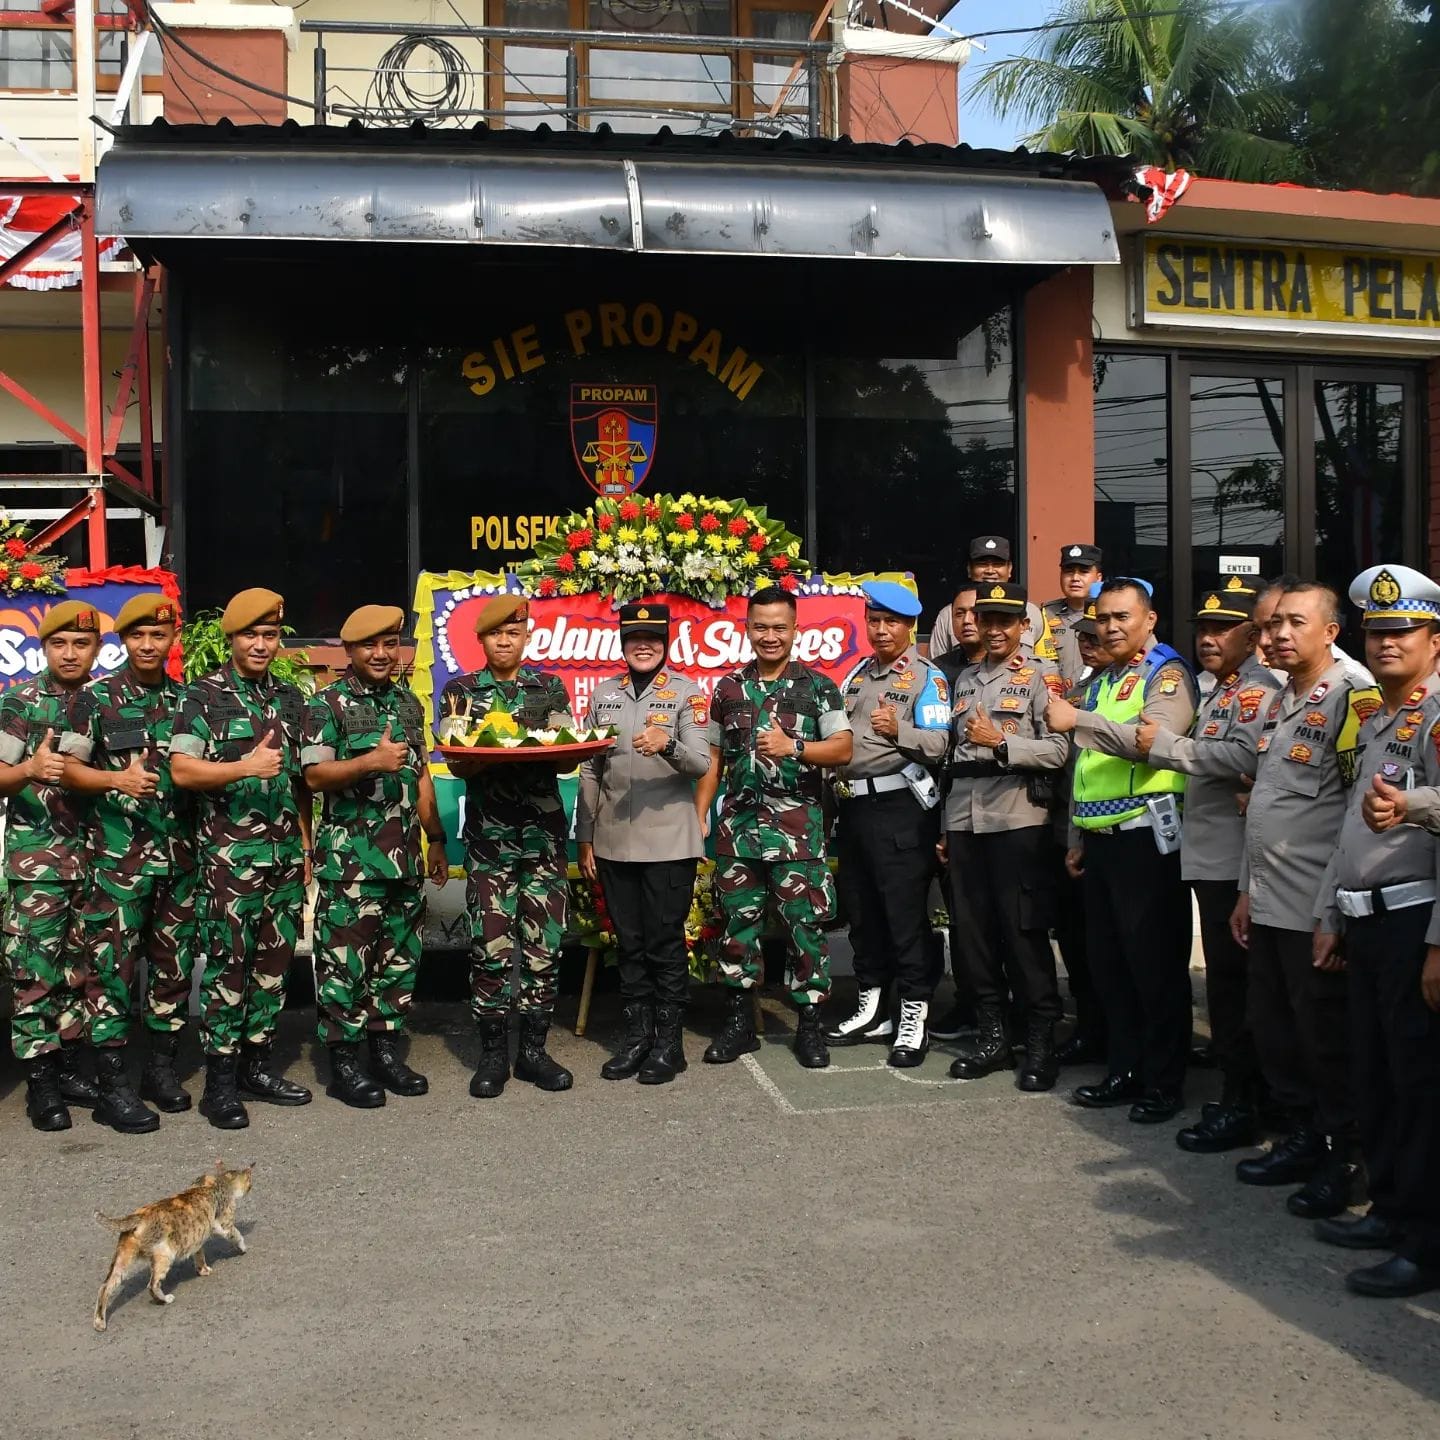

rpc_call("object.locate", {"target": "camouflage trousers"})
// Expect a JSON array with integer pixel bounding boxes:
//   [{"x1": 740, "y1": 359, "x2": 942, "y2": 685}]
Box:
[
  {"x1": 313, "y1": 879, "x2": 424, "y2": 1045},
  {"x1": 199, "y1": 865, "x2": 303, "y2": 1056},
  {"x1": 4, "y1": 880, "x2": 88, "y2": 1060},
  {"x1": 715, "y1": 856, "x2": 835, "y2": 1006},
  {"x1": 74, "y1": 866, "x2": 199, "y2": 1048},
  {"x1": 464, "y1": 821, "x2": 568, "y2": 1019}
]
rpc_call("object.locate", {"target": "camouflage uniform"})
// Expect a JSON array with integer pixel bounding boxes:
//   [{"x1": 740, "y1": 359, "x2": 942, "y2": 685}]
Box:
[
  {"x1": 303, "y1": 670, "x2": 428, "y2": 1044},
  {"x1": 0, "y1": 675, "x2": 90, "y2": 1059},
  {"x1": 709, "y1": 661, "x2": 851, "y2": 1005},
  {"x1": 60, "y1": 668, "x2": 197, "y2": 1047},
  {"x1": 438, "y1": 667, "x2": 573, "y2": 1019},
  {"x1": 168, "y1": 667, "x2": 307, "y2": 1056}
]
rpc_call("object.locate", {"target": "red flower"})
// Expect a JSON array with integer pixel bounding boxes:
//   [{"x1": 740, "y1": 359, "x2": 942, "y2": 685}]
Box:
[
  {"x1": 780, "y1": 574, "x2": 799, "y2": 593},
  {"x1": 699, "y1": 513, "x2": 721, "y2": 533},
  {"x1": 537, "y1": 577, "x2": 558, "y2": 597},
  {"x1": 556, "y1": 553, "x2": 576, "y2": 573},
  {"x1": 596, "y1": 513, "x2": 614, "y2": 532},
  {"x1": 728, "y1": 517, "x2": 749, "y2": 536},
  {"x1": 643, "y1": 501, "x2": 661, "y2": 521},
  {"x1": 19, "y1": 562, "x2": 43, "y2": 580},
  {"x1": 566, "y1": 528, "x2": 593, "y2": 552},
  {"x1": 771, "y1": 555, "x2": 790, "y2": 572},
  {"x1": 5, "y1": 538, "x2": 26, "y2": 560},
  {"x1": 0, "y1": 566, "x2": 9, "y2": 582},
  {"x1": 618, "y1": 499, "x2": 640, "y2": 521},
  {"x1": 675, "y1": 513, "x2": 695, "y2": 531},
  {"x1": 748, "y1": 533, "x2": 767, "y2": 553}
]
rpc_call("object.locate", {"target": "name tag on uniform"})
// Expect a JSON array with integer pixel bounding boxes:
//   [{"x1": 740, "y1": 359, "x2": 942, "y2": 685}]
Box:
[{"x1": 344, "y1": 704, "x2": 381, "y2": 738}]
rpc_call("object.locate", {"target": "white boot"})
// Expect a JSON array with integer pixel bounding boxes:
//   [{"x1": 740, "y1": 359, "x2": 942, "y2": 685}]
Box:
[
  {"x1": 824, "y1": 986, "x2": 893, "y2": 1046},
  {"x1": 888, "y1": 999, "x2": 929, "y2": 1068}
]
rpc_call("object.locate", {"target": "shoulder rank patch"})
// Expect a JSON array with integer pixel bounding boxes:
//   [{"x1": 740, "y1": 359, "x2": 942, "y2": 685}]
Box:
[
  {"x1": 1117, "y1": 676, "x2": 1139, "y2": 702},
  {"x1": 1308, "y1": 682, "x2": 1330, "y2": 703},
  {"x1": 1407, "y1": 684, "x2": 1429, "y2": 706},
  {"x1": 1288, "y1": 742, "x2": 1313, "y2": 764}
]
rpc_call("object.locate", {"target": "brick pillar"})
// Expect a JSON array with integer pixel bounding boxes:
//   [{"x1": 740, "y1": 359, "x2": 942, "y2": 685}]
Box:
[{"x1": 1021, "y1": 267, "x2": 1096, "y2": 595}]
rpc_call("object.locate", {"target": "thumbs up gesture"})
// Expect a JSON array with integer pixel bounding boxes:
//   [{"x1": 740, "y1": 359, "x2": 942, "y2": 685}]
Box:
[
  {"x1": 369, "y1": 721, "x2": 409, "y2": 776},
  {"x1": 115, "y1": 747, "x2": 158, "y2": 800},
  {"x1": 241, "y1": 726, "x2": 283, "y2": 780},
  {"x1": 1362, "y1": 772, "x2": 1408, "y2": 833},
  {"x1": 1135, "y1": 712, "x2": 1158, "y2": 758},
  {"x1": 26, "y1": 728, "x2": 64, "y2": 785}
]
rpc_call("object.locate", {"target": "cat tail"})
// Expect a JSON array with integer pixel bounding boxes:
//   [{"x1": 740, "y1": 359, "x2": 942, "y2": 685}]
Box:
[{"x1": 95, "y1": 1209, "x2": 141, "y2": 1233}]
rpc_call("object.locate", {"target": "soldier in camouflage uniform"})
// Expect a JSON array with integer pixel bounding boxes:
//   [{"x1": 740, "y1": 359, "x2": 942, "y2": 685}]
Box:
[
  {"x1": 695, "y1": 588, "x2": 853, "y2": 1069},
  {"x1": 303, "y1": 604, "x2": 449, "y2": 1108},
  {"x1": 0, "y1": 600, "x2": 111, "y2": 1130},
  {"x1": 169, "y1": 587, "x2": 313, "y2": 1130},
  {"x1": 60, "y1": 593, "x2": 193, "y2": 1131},
  {"x1": 438, "y1": 594, "x2": 576, "y2": 1098}
]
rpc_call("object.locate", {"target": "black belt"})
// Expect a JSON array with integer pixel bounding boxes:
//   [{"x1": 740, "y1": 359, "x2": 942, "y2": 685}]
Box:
[{"x1": 948, "y1": 761, "x2": 1003, "y2": 779}]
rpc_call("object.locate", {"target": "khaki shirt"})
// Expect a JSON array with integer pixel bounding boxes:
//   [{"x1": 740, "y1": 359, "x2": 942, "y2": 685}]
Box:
[
  {"x1": 944, "y1": 646, "x2": 1068, "y2": 834},
  {"x1": 1148, "y1": 654, "x2": 1283, "y2": 883},
  {"x1": 836, "y1": 648, "x2": 950, "y2": 781},
  {"x1": 574, "y1": 669, "x2": 710, "y2": 863},
  {"x1": 1315, "y1": 679, "x2": 1440, "y2": 944},
  {"x1": 928, "y1": 599, "x2": 1044, "y2": 662},
  {"x1": 1038, "y1": 599, "x2": 1085, "y2": 684},
  {"x1": 1240, "y1": 659, "x2": 1377, "y2": 933}
]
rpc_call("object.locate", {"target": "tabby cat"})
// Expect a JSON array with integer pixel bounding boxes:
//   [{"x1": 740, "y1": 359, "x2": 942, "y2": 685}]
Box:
[{"x1": 93, "y1": 1161, "x2": 254, "y2": 1332}]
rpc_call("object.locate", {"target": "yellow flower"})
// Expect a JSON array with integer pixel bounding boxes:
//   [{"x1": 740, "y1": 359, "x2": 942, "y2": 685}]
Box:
[
  {"x1": 641, "y1": 524, "x2": 660, "y2": 543},
  {"x1": 704, "y1": 534, "x2": 724, "y2": 552},
  {"x1": 754, "y1": 574, "x2": 774, "y2": 589},
  {"x1": 595, "y1": 534, "x2": 614, "y2": 551},
  {"x1": 701, "y1": 497, "x2": 726, "y2": 511},
  {"x1": 722, "y1": 535, "x2": 741, "y2": 552},
  {"x1": 617, "y1": 525, "x2": 638, "y2": 543},
  {"x1": 740, "y1": 551, "x2": 760, "y2": 568},
  {"x1": 786, "y1": 541, "x2": 800, "y2": 559},
  {"x1": 684, "y1": 531, "x2": 700, "y2": 547},
  {"x1": 559, "y1": 578, "x2": 580, "y2": 596},
  {"x1": 578, "y1": 550, "x2": 596, "y2": 568},
  {"x1": 743, "y1": 509, "x2": 759, "y2": 525},
  {"x1": 677, "y1": 492, "x2": 697, "y2": 507},
  {"x1": 666, "y1": 530, "x2": 685, "y2": 546}
]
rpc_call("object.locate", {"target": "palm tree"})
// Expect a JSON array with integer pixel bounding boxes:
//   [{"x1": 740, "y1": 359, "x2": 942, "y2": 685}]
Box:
[{"x1": 969, "y1": 0, "x2": 1296, "y2": 181}]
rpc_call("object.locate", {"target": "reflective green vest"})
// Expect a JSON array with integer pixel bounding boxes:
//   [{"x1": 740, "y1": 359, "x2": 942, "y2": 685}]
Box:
[{"x1": 1073, "y1": 643, "x2": 1189, "y2": 830}]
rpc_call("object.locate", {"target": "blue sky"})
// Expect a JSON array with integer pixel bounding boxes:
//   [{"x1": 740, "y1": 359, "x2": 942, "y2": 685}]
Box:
[{"x1": 935, "y1": 0, "x2": 1055, "y2": 150}]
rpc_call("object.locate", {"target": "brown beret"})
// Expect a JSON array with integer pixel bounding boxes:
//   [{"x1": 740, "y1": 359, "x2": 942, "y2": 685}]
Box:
[
  {"x1": 38, "y1": 600, "x2": 101, "y2": 641},
  {"x1": 475, "y1": 595, "x2": 529, "y2": 637},
  {"x1": 221, "y1": 587, "x2": 284, "y2": 636},
  {"x1": 114, "y1": 592, "x2": 178, "y2": 634},
  {"x1": 340, "y1": 604, "x2": 405, "y2": 644}
]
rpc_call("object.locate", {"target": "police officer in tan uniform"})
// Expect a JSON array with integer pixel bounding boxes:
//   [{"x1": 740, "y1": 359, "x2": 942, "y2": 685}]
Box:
[
  {"x1": 825, "y1": 581, "x2": 950, "y2": 1066},
  {"x1": 1038, "y1": 543, "x2": 1102, "y2": 685},
  {"x1": 943, "y1": 583, "x2": 1069, "y2": 1090},
  {"x1": 576, "y1": 604, "x2": 710, "y2": 1085},
  {"x1": 926, "y1": 537, "x2": 1045, "y2": 662}
]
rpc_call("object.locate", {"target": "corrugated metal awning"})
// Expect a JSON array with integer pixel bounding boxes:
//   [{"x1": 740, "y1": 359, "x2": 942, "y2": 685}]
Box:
[{"x1": 97, "y1": 140, "x2": 1120, "y2": 266}]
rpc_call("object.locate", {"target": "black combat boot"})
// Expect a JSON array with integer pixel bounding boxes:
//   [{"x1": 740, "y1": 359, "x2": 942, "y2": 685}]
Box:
[
  {"x1": 199, "y1": 1053, "x2": 249, "y2": 1130},
  {"x1": 949, "y1": 1005, "x2": 1014, "y2": 1080},
  {"x1": 1286, "y1": 1136, "x2": 1364, "y2": 1218},
  {"x1": 470, "y1": 1016, "x2": 510, "y2": 1098},
  {"x1": 24, "y1": 1054, "x2": 70, "y2": 1132},
  {"x1": 601, "y1": 1001, "x2": 654, "y2": 1081},
  {"x1": 238, "y1": 1041, "x2": 312, "y2": 1105},
  {"x1": 1016, "y1": 1018, "x2": 1059, "y2": 1092},
  {"x1": 326, "y1": 1042, "x2": 385, "y2": 1108},
  {"x1": 703, "y1": 988, "x2": 761, "y2": 1065},
  {"x1": 140, "y1": 1031, "x2": 192, "y2": 1113},
  {"x1": 1235, "y1": 1124, "x2": 1325, "y2": 1186},
  {"x1": 514, "y1": 1012, "x2": 574, "y2": 1091},
  {"x1": 56, "y1": 1041, "x2": 100, "y2": 1108},
  {"x1": 369, "y1": 1031, "x2": 428, "y2": 1096},
  {"x1": 794, "y1": 1003, "x2": 831, "y2": 1070},
  {"x1": 92, "y1": 1047, "x2": 160, "y2": 1134},
  {"x1": 638, "y1": 1002, "x2": 687, "y2": 1085}
]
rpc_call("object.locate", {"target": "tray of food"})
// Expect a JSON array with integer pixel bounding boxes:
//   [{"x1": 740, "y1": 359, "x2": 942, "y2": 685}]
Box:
[{"x1": 435, "y1": 703, "x2": 616, "y2": 764}]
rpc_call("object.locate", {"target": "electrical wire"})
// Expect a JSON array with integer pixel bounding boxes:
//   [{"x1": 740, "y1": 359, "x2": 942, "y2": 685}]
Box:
[{"x1": 361, "y1": 34, "x2": 473, "y2": 123}]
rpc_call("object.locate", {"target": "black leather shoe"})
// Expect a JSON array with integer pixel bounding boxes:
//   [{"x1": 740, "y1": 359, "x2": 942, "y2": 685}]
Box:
[
  {"x1": 601, "y1": 1001, "x2": 654, "y2": 1081},
  {"x1": 1072, "y1": 1071, "x2": 1141, "y2": 1108},
  {"x1": 92, "y1": 1047, "x2": 160, "y2": 1134},
  {"x1": 704, "y1": 989, "x2": 761, "y2": 1065},
  {"x1": 369, "y1": 1031, "x2": 428, "y2": 1096},
  {"x1": 1177, "y1": 1102, "x2": 1257, "y2": 1153},
  {"x1": 55, "y1": 1042, "x2": 100, "y2": 1108},
  {"x1": 1235, "y1": 1127, "x2": 1325, "y2": 1186},
  {"x1": 514, "y1": 1012, "x2": 573, "y2": 1091},
  {"x1": 469, "y1": 1016, "x2": 510, "y2": 1098},
  {"x1": 1056, "y1": 1030, "x2": 1107, "y2": 1067},
  {"x1": 1016, "y1": 1019, "x2": 1059, "y2": 1092},
  {"x1": 794, "y1": 1004, "x2": 831, "y2": 1070},
  {"x1": 950, "y1": 1006, "x2": 1013, "y2": 1080},
  {"x1": 140, "y1": 1031, "x2": 191, "y2": 1113},
  {"x1": 199, "y1": 1053, "x2": 249, "y2": 1130},
  {"x1": 1129, "y1": 1087, "x2": 1183, "y2": 1123},
  {"x1": 638, "y1": 1002, "x2": 687, "y2": 1085},
  {"x1": 1346, "y1": 1254, "x2": 1440, "y2": 1298},
  {"x1": 326, "y1": 1043, "x2": 386, "y2": 1108},
  {"x1": 24, "y1": 1054, "x2": 71, "y2": 1132},
  {"x1": 238, "y1": 1043, "x2": 313, "y2": 1105},
  {"x1": 1286, "y1": 1152, "x2": 1362, "y2": 1219},
  {"x1": 1314, "y1": 1212, "x2": 1405, "y2": 1250}
]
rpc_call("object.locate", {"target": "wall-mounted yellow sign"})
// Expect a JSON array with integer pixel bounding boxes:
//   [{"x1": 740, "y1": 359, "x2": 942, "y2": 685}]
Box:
[{"x1": 1139, "y1": 236, "x2": 1440, "y2": 338}]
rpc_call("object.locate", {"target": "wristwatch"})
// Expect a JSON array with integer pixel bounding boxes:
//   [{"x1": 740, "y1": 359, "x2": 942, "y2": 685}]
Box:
[
  {"x1": 793, "y1": 738, "x2": 807, "y2": 760},
  {"x1": 661, "y1": 736, "x2": 677, "y2": 758},
  {"x1": 425, "y1": 830, "x2": 446, "y2": 845},
  {"x1": 996, "y1": 741, "x2": 1009, "y2": 766}
]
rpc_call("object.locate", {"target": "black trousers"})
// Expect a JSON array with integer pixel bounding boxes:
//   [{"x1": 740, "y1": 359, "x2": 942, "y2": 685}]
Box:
[
  {"x1": 595, "y1": 857, "x2": 698, "y2": 1006},
  {"x1": 1191, "y1": 878, "x2": 1261, "y2": 1097},
  {"x1": 1082, "y1": 827, "x2": 1192, "y2": 1091},
  {"x1": 1053, "y1": 850, "x2": 1099, "y2": 1034},
  {"x1": 1346, "y1": 906, "x2": 1440, "y2": 1264},
  {"x1": 946, "y1": 826, "x2": 1061, "y2": 1025},
  {"x1": 1247, "y1": 922, "x2": 1351, "y2": 1137},
  {"x1": 836, "y1": 791, "x2": 939, "y2": 1002}
]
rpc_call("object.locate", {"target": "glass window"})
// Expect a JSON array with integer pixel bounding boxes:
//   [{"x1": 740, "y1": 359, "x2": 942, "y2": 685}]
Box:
[
  {"x1": 0, "y1": 28, "x2": 74, "y2": 90},
  {"x1": 816, "y1": 310, "x2": 1017, "y2": 618},
  {"x1": 1093, "y1": 351, "x2": 1173, "y2": 626}
]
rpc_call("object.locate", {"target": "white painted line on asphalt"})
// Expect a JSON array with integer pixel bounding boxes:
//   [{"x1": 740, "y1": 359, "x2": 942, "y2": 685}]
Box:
[{"x1": 740, "y1": 1052, "x2": 798, "y2": 1114}]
